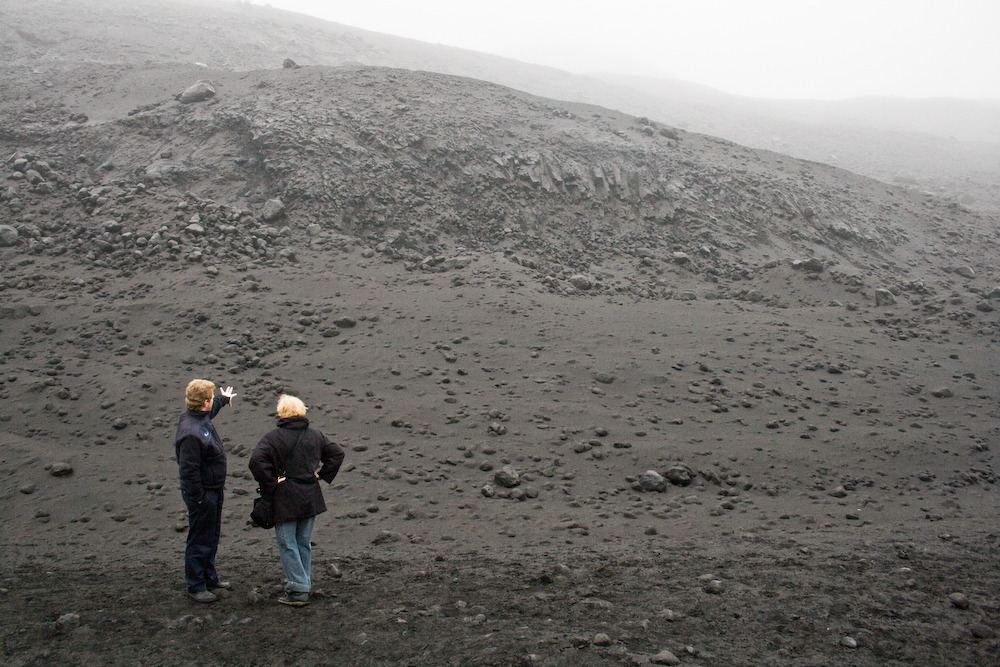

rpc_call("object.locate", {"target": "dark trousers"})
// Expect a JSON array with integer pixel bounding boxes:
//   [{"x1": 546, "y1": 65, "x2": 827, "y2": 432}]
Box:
[{"x1": 183, "y1": 488, "x2": 224, "y2": 593}]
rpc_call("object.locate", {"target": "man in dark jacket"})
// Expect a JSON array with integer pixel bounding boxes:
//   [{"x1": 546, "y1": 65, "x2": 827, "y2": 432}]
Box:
[
  {"x1": 249, "y1": 394, "x2": 345, "y2": 606},
  {"x1": 175, "y1": 379, "x2": 237, "y2": 603}
]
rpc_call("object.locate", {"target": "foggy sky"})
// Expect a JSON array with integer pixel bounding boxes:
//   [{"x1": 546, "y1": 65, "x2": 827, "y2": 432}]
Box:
[{"x1": 249, "y1": 0, "x2": 1000, "y2": 101}]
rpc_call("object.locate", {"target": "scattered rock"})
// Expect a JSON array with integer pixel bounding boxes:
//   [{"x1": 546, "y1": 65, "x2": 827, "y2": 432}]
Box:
[
  {"x1": 970, "y1": 623, "x2": 995, "y2": 639},
  {"x1": 949, "y1": 592, "x2": 970, "y2": 610},
  {"x1": 54, "y1": 613, "x2": 81, "y2": 633},
  {"x1": 954, "y1": 266, "x2": 976, "y2": 280},
  {"x1": 639, "y1": 470, "x2": 666, "y2": 492},
  {"x1": 371, "y1": 530, "x2": 404, "y2": 545},
  {"x1": 703, "y1": 579, "x2": 724, "y2": 594},
  {"x1": 261, "y1": 198, "x2": 285, "y2": 222},
  {"x1": 650, "y1": 649, "x2": 681, "y2": 665},
  {"x1": 874, "y1": 289, "x2": 896, "y2": 306},
  {"x1": 179, "y1": 80, "x2": 216, "y2": 104},
  {"x1": 594, "y1": 372, "x2": 615, "y2": 385},
  {"x1": 0, "y1": 225, "x2": 19, "y2": 246},
  {"x1": 49, "y1": 461, "x2": 73, "y2": 477},
  {"x1": 664, "y1": 465, "x2": 694, "y2": 486},
  {"x1": 494, "y1": 465, "x2": 520, "y2": 488}
]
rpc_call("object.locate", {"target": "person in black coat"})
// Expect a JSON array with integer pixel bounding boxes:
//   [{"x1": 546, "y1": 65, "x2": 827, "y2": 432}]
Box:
[
  {"x1": 249, "y1": 394, "x2": 345, "y2": 606},
  {"x1": 175, "y1": 378, "x2": 237, "y2": 603}
]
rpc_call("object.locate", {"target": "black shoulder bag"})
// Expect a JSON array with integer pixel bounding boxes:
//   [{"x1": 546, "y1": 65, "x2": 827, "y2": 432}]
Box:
[{"x1": 250, "y1": 428, "x2": 306, "y2": 529}]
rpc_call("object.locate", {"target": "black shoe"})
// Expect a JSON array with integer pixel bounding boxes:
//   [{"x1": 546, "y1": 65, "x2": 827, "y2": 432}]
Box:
[
  {"x1": 209, "y1": 581, "x2": 231, "y2": 590},
  {"x1": 278, "y1": 592, "x2": 310, "y2": 606},
  {"x1": 190, "y1": 590, "x2": 218, "y2": 603}
]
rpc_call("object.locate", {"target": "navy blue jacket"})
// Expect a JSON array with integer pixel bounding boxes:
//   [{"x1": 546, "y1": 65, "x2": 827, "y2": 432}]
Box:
[{"x1": 175, "y1": 395, "x2": 230, "y2": 502}]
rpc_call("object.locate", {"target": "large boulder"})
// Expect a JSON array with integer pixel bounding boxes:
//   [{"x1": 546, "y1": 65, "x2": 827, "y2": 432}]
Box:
[{"x1": 179, "y1": 80, "x2": 216, "y2": 104}]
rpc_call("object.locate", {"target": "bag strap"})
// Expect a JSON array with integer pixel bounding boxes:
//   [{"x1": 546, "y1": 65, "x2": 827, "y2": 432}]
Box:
[{"x1": 277, "y1": 427, "x2": 307, "y2": 478}]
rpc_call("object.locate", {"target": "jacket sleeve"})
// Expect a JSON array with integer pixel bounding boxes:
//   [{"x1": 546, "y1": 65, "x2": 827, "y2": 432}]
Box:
[
  {"x1": 209, "y1": 394, "x2": 230, "y2": 419},
  {"x1": 177, "y1": 435, "x2": 204, "y2": 502},
  {"x1": 249, "y1": 437, "x2": 279, "y2": 494},
  {"x1": 317, "y1": 434, "x2": 346, "y2": 484}
]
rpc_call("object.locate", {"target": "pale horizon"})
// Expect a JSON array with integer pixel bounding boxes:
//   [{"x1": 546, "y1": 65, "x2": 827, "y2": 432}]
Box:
[{"x1": 244, "y1": 0, "x2": 1000, "y2": 101}]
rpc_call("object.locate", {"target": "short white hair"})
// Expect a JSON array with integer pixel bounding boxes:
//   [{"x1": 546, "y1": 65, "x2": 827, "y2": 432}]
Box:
[{"x1": 276, "y1": 394, "x2": 307, "y2": 418}]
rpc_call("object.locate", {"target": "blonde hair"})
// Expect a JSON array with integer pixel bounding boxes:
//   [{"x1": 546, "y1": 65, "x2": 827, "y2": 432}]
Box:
[
  {"x1": 185, "y1": 379, "x2": 215, "y2": 409},
  {"x1": 277, "y1": 394, "x2": 307, "y2": 418}
]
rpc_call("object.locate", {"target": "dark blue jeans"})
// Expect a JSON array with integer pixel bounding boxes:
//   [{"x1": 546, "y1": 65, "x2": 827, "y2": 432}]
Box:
[{"x1": 183, "y1": 488, "x2": 224, "y2": 593}]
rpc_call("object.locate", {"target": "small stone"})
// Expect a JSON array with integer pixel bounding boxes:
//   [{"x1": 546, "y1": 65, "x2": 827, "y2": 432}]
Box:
[
  {"x1": 593, "y1": 632, "x2": 612, "y2": 646},
  {"x1": 703, "y1": 579, "x2": 724, "y2": 594},
  {"x1": 494, "y1": 465, "x2": 520, "y2": 488},
  {"x1": 949, "y1": 592, "x2": 970, "y2": 610},
  {"x1": 955, "y1": 266, "x2": 976, "y2": 280},
  {"x1": 261, "y1": 198, "x2": 285, "y2": 222},
  {"x1": 55, "y1": 613, "x2": 81, "y2": 633},
  {"x1": 841, "y1": 636, "x2": 858, "y2": 648},
  {"x1": 49, "y1": 461, "x2": 73, "y2": 477},
  {"x1": 664, "y1": 465, "x2": 693, "y2": 486},
  {"x1": 874, "y1": 289, "x2": 896, "y2": 306},
  {"x1": 639, "y1": 470, "x2": 666, "y2": 492},
  {"x1": 929, "y1": 387, "x2": 953, "y2": 398},
  {"x1": 0, "y1": 225, "x2": 19, "y2": 247},
  {"x1": 19, "y1": 483, "x2": 37, "y2": 494},
  {"x1": 371, "y1": 530, "x2": 404, "y2": 545},
  {"x1": 970, "y1": 623, "x2": 995, "y2": 639},
  {"x1": 179, "y1": 80, "x2": 215, "y2": 104},
  {"x1": 651, "y1": 649, "x2": 681, "y2": 665}
]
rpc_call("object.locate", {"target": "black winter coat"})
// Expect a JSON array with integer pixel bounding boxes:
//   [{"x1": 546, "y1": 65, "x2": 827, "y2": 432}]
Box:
[
  {"x1": 175, "y1": 395, "x2": 230, "y2": 503},
  {"x1": 249, "y1": 416, "x2": 345, "y2": 524}
]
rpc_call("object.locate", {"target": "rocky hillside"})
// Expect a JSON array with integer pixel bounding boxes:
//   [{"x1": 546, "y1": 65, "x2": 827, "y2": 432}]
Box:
[
  {"x1": 2, "y1": 62, "x2": 999, "y2": 328},
  {"x1": 3, "y1": 0, "x2": 998, "y2": 213}
]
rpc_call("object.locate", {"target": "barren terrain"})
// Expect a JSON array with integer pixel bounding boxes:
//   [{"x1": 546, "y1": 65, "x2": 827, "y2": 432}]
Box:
[{"x1": 1, "y1": 3, "x2": 999, "y2": 666}]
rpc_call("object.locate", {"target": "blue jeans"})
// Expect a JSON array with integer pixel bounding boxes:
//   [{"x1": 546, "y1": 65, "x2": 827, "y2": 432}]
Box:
[{"x1": 275, "y1": 516, "x2": 315, "y2": 593}]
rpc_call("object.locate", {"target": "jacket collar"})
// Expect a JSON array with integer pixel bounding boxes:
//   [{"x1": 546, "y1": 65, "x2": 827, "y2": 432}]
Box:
[{"x1": 278, "y1": 416, "x2": 309, "y2": 429}]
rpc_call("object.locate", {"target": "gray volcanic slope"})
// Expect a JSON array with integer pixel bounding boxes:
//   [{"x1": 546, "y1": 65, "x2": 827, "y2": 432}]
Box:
[
  {"x1": 4, "y1": 0, "x2": 1000, "y2": 213},
  {"x1": 1, "y1": 8, "x2": 1000, "y2": 667}
]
